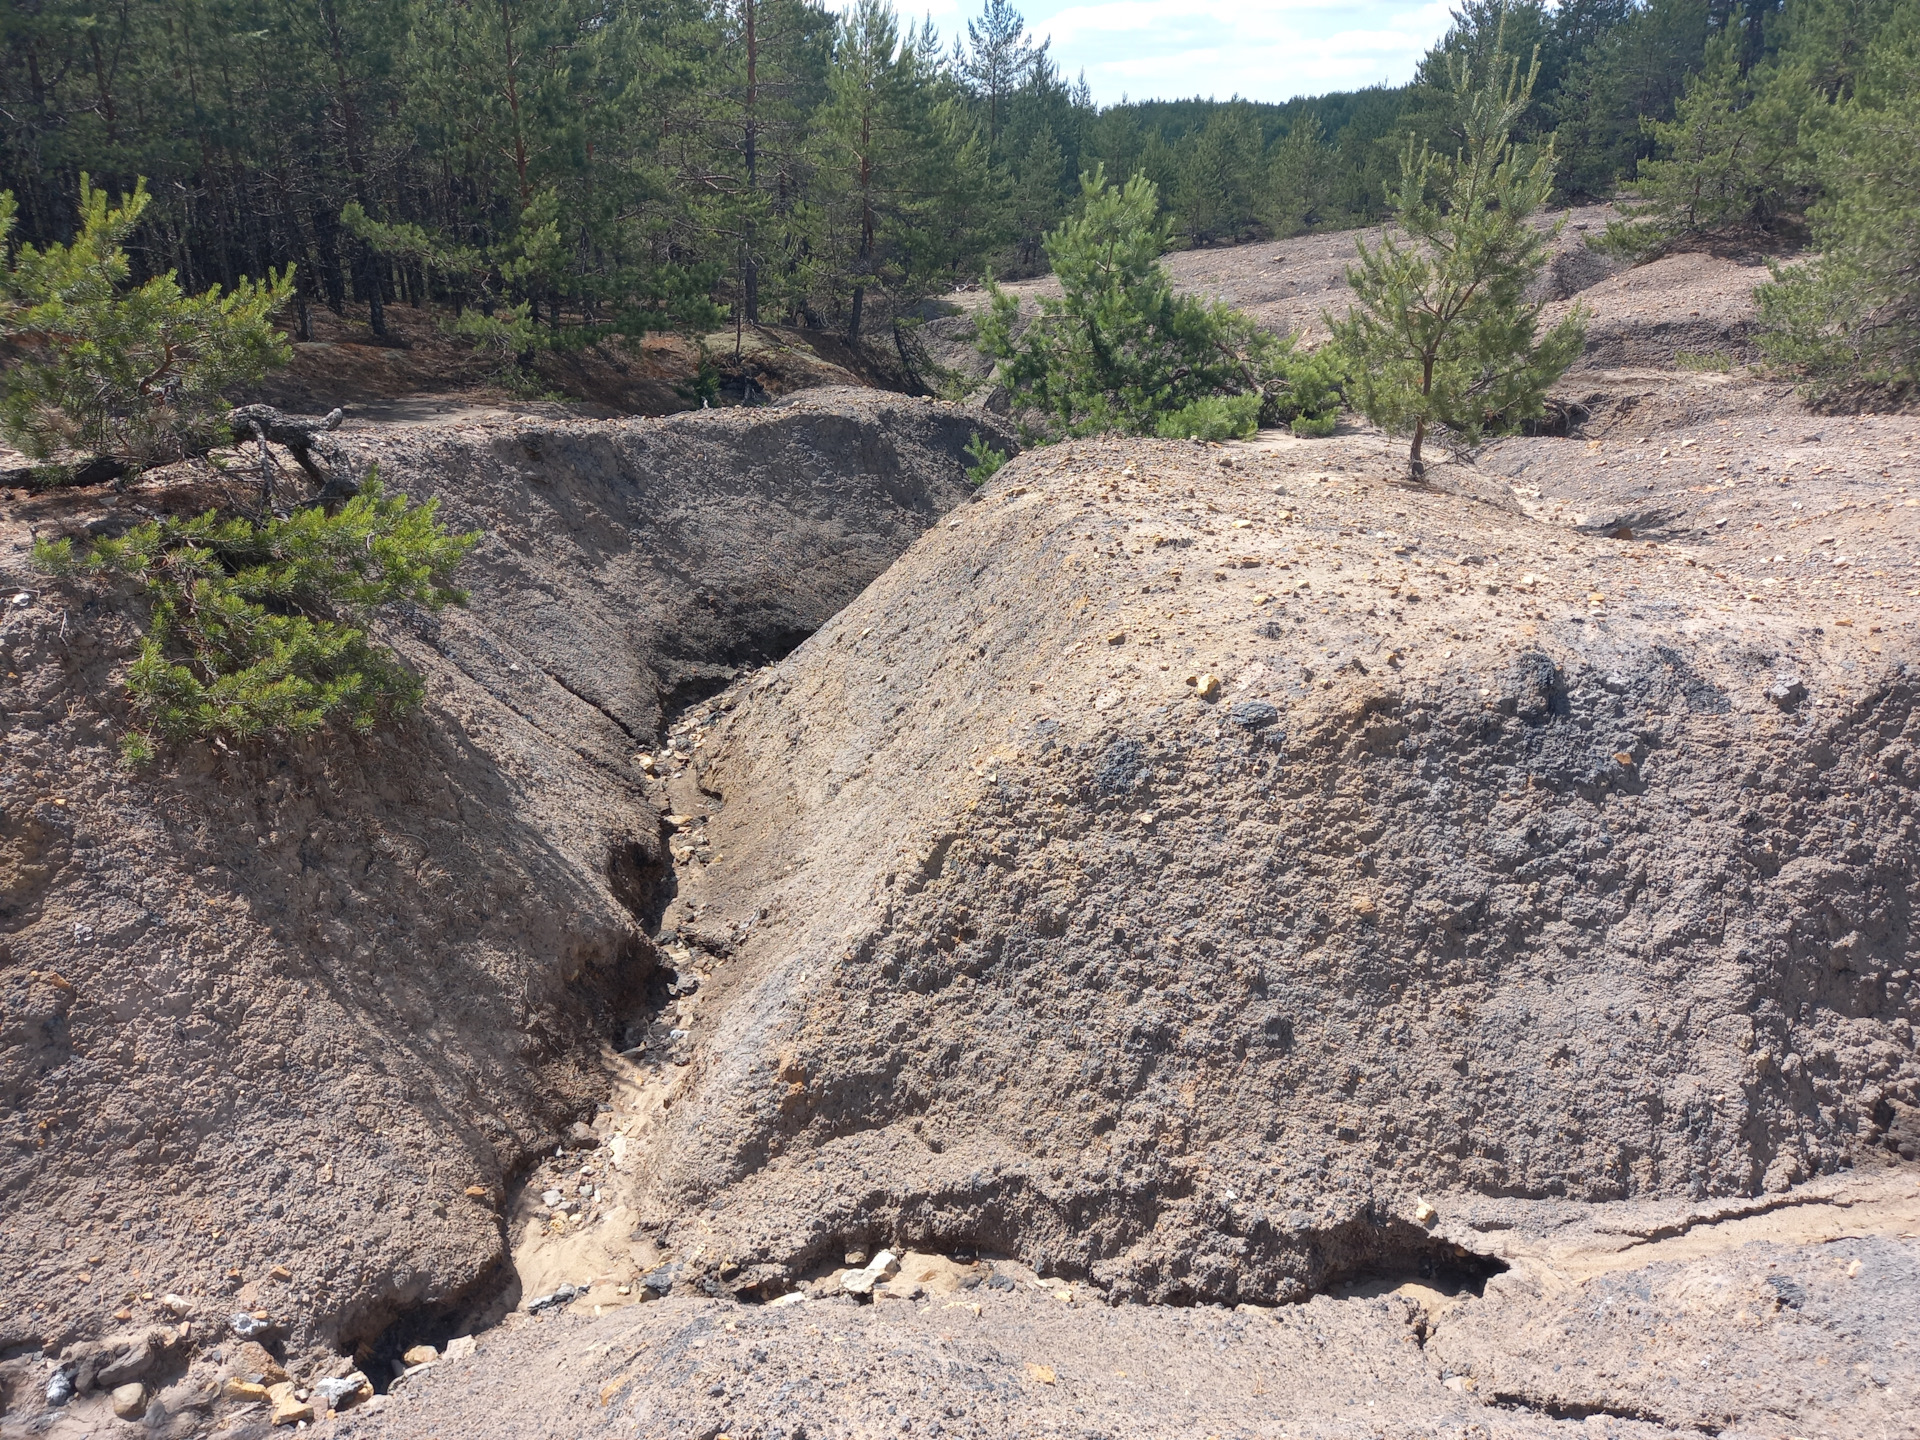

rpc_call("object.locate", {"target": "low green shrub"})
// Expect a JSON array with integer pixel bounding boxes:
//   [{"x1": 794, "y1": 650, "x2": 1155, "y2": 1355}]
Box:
[
  {"x1": 1154, "y1": 395, "x2": 1261, "y2": 441},
  {"x1": 33, "y1": 473, "x2": 478, "y2": 761},
  {"x1": 963, "y1": 431, "x2": 1009, "y2": 485},
  {"x1": 1290, "y1": 411, "x2": 1338, "y2": 437}
]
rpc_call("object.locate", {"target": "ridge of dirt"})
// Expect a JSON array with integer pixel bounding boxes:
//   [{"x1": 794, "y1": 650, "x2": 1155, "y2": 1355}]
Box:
[
  {"x1": 235, "y1": 302, "x2": 927, "y2": 424},
  {"x1": 0, "y1": 392, "x2": 1012, "y2": 1403},
  {"x1": 7, "y1": 221, "x2": 1920, "y2": 1440},
  {"x1": 353, "y1": 315, "x2": 1919, "y2": 1436}
]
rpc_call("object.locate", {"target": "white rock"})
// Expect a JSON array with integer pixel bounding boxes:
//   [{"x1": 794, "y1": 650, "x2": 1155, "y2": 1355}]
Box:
[
  {"x1": 444, "y1": 1335, "x2": 477, "y2": 1361},
  {"x1": 841, "y1": 1249, "x2": 900, "y2": 1296}
]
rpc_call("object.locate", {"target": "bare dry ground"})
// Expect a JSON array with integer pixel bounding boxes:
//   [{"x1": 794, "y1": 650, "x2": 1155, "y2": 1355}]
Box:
[{"x1": 4, "y1": 220, "x2": 1919, "y2": 1440}]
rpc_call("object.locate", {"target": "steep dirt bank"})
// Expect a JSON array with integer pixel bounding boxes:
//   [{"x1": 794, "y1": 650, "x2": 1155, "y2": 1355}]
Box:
[
  {"x1": 331, "y1": 373, "x2": 1918, "y2": 1439},
  {"x1": 340, "y1": 1170, "x2": 1920, "y2": 1440},
  {"x1": 0, "y1": 392, "x2": 1011, "y2": 1415},
  {"x1": 619, "y1": 413, "x2": 1916, "y2": 1306},
  {"x1": 238, "y1": 301, "x2": 927, "y2": 423}
]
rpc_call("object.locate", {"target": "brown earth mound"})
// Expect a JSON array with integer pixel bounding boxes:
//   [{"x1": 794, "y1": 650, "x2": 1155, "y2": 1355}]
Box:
[
  {"x1": 0, "y1": 392, "x2": 1011, "y2": 1408},
  {"x1": 6, "y1": 216, "x2": 1920, "y2": 1440},
  {"x1": 344, "y1": 360, "x2": 1919, "y2": 1440},
  {"x1": 619, "y1": 409, "x2": 1917, "y2": 1310}
]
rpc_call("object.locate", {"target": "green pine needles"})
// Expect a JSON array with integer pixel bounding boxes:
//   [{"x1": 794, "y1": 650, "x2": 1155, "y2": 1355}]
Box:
[
  {"x1": 1333, "y1": 37, "x2": 1586, "y2": 480},
  {"x1": 32, "y1": 477, "x2": 479, "y2": 763},
  {"x1": 976, "y1": 167, "x2": 1342, "y2": 442},
  {"x1": 1, "y1": 179, "x2": 292, "y2": 476},
  {"x1": 1757, "y1": 3, "x2": 1920, "y2": 397}
]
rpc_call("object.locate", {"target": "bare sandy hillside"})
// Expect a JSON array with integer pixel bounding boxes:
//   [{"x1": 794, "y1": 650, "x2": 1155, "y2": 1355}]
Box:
[
  {"x1": 3, "y1": 220, "x2": 1918, "y2": 1440},
  {"x1": 345, "y1": 332, "x2": 1916, "y2": 1438},
  {"x1": 0, "y1": 392, "x2": 1011, "y2": 1426}
]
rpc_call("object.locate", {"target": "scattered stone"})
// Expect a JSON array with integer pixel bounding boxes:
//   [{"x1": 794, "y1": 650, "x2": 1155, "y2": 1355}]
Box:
[
  {"x1": 45, "y1": 1369, "x2": 74, "y2": 1406},
  {"x1": 1414, "y1": 1200, "x2": 1438, "y2": 1227},
  {"x1": 224, "y1": 1378, "x2": 271, "y2": 1402},
  {"x1": 267, "y1": 1380, "x2": 313, "y2": 1426},
  {"x1": 1025, "y1": 1363, "x2": 1057, "y2": 1385},
  {"x1": 640, "y1": 1264, "x2": 681, "y2": 1298},
  {"x1": 841, "y1": 1249, "x2": 901, "y2": 1297},
  {"x1": 230, "y1": 1312, "x2": 274, "y2": 1340},
  {"x1": 1767, "y1": 674, "x2": 1808, "y2": 708},
  {"x1": 96, "y1": 1335, "x2": 158, "y2": 1388},
  {"x1": 402, "y1": 1344, "x2": 439, "y2": 1367},
  {"x1": 1229, "y1": 699, "x2": 1278, "y2": 730},
  {"x1": 110, "y1": 1382, "x2": 147, "y2": 1419},
  {"x1": 233, "y1": 1340, "x2": 288, "y2": 1385},
  {"x1": 444, "y1": 1334, "x2": 477, "y2": 1360},
  {"x1": 768, "y1": 1291, "x2": 808, "y2": 1308},
  {"x1": 314, "y1": 1373, "x2": 374, "y2": 1412},
  {"x1": 159, "y1": 1293, "x2": 192, "y2": 1317},
  {"x1": 525, "y1": 1282, "x2": 583, "y2": 1313},
  {"x1": 543, "y1": 1189, "x2": 565, "y2": 1207},
  {"x1": 1186, "y1": 673, "x2": 1221, "y2": 700}
]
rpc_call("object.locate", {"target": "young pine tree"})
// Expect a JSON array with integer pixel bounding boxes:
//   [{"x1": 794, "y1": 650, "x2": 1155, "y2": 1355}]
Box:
[
  {"x1": 1332, "y1": 41, "x2": 1586, "y2": 480},
  {"x1": 1757, "y1": 1, "x2": 1920, "y2": 393},
  {"x1": 1263, "y1": 114, "x2": 1336, "y2": 236},
  {"x1": 1594, "y1": 22, "x2": 1793, "y2": 260},
  {"x1": 976, "y1": 167, "x2": 1330, "y2": 439},
  {"x1": 0, "y1": 179, "x2": 292, "y2": 476}
]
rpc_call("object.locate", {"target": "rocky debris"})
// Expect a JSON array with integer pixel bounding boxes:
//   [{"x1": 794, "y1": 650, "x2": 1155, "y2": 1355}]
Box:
[
  {"x1": 229, "y1": 1312, "x2": 268, "y2": 1338},
  {"x1": 1768, "y1": 672, "x2": 1809, "y2": 707},
  {"x1": 618, "y1": 413, "x2": 1915, "y2": 1310},
  {"x1": 108, "y1": 1381, "x2": 147, "y2": 1418},
  {"x1": 524, "y1": 1283, "x2": 583, "y2": 1314},
  {"x1": 639, "y1": 1263, "x2": 681, "y2": 1299},
  {"x1": 313, "y1": 1371, "x2": 374, "y2": 1412},
  {"x1": 0, "y1": 388, "x2": 1009, "y2": 1376},
  {"x1": 230, "y1": 1339, "x2": 287, "y2": 1385},
  {"x1": 267, "y1": 1379, "x2": 312, "y2": 1425},
  {"x1": 347, "y1": 1177, "x2": 1920, "y2": 1440},
  {"x1": 840, "y1": 1249, "x2": 901, "y2": 1297}
]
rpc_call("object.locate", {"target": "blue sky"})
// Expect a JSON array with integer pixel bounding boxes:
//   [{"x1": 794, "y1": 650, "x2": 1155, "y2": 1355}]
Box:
[{"x1": 899, "y1": 0, "x2": 1457, "y2": 106}]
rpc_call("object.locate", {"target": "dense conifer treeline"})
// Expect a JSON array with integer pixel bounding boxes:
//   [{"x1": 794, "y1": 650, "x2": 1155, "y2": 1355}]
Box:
[{"x1": 2, "y1": 0, "x2": 1914, "y2": 365}]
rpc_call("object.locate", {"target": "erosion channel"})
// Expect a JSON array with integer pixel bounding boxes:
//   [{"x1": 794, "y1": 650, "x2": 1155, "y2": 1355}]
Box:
[{"x1": 4, "y1": 246, "x2": 1919, "y2": 1440}]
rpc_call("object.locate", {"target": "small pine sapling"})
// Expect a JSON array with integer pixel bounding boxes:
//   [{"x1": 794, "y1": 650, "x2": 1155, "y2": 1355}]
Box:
[
  {"x1": 1331, "y1": 37, "x2": 1586, "y2": 480},
  {"x1": 0, "y1": 179, "x2": 293, "y2": 478},
  {"x1": 33, "y1": 473, "x2": 479, "y2": 762}
]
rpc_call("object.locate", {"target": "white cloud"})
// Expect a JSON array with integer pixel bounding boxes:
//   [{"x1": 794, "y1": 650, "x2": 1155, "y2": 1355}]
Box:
[{"x1": 864, "y1": 0, "x2": 1453, "y2": 104}]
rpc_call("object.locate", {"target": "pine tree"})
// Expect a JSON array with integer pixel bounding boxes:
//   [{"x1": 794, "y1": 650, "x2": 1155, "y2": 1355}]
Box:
[
  {"x1": 818, "y1": 0, "x2": 936, "y2": 340},
  {"x1": 1595, "y1": 22, "x2": 1792, "y2": 259},
  {"x1": 1263, "y1": 114, "x2": 1335, "y2": 235},
  {"x1": 976, "y1": 167, "x2": 1326, "y2": 438},
  {"x1": 1332, "y1": 38, "x2": 1587, "y2": 480},
  {"x1": 1008, "y1": 125, "x2": 1066, "y2": 271},
  {"x1": 1757, "y1": 0, "x2": 1920, "y2": 392},
  {"x1": 0, "y1": 179, "x2": 293, "y2": 476},
  {"x1": 959, "y1": 0, "x2": 1047, "y2": 163}
]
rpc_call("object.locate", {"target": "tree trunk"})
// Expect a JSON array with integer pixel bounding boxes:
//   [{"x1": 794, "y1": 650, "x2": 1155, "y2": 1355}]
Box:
[
  {"x1": 743, "y1": 0, "x2": 760, "y2": 323},
  {"x1": 1408, "y1": 416, "x2": 1427, "y2": 482},
  {"x1": 848, "y1": 286, "x2": 866, "y2": 343}
]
